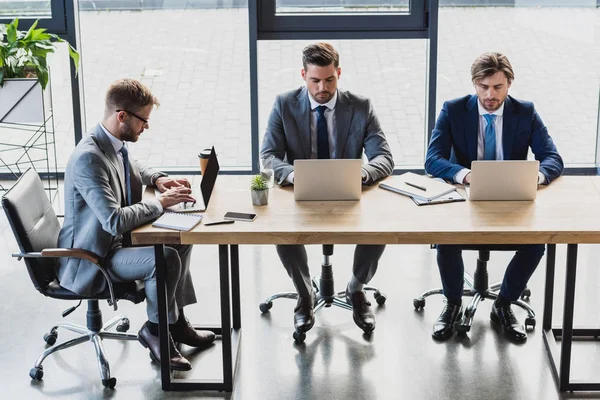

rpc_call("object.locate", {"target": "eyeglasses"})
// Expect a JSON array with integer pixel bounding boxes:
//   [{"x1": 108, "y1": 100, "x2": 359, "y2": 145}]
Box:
[{"x1": 116, "y1": 109, "x2": 149, "y2": 125}]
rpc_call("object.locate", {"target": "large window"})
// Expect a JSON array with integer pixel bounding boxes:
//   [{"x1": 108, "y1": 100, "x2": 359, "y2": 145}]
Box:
[
  {"x1": 436, "y1": 4, "x2": 600, "y2": 165},
  {"x1": 257, "y1": 39, "x2": 429, "y2": 168},
  {"x1": 78, "y1": 6, "x2": 251, "y2": 171}
]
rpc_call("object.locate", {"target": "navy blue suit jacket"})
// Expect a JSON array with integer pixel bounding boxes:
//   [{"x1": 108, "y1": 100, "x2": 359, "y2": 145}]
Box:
[{"x1": 425, "y1": 95, "x2": 563, "y2": 184}]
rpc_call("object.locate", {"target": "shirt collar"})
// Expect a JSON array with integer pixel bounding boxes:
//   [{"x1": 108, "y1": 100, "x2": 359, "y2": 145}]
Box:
[
  {"x1": 477, "y1": 99, "x2": 505, "y2": 117},
  {"x1": 100, "y1": 123, "x2": 126, "y2": 153},
  {"x1": 308, "y1": 89, "x2": 338, "y2": 111}
]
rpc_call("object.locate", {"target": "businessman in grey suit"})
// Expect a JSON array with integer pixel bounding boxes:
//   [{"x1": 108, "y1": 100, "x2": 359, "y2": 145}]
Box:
[
  {"x1": 58, "y1": 79, "x2": 214, "y2": 371},
  {"x1": 260, "y1": 43, "x2": 394, "y2": 334}
]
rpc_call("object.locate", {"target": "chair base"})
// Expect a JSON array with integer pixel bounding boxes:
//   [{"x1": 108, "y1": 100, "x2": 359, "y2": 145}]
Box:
[
  {"x1": 260, "y1": 276, "x2": 386, "y2": 343},
  {"x1": 413, "y1": 273, "x2": 536, "y2": 334},
  {"x1": 30, "y1": 313, "x2": 138, "y2": 388}
]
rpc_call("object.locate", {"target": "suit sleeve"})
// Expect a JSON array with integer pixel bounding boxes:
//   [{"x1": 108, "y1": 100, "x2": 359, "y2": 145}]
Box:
[
  {"x1": 425, "y1": 102, "x2": 465, "y2": 181},
  {"x1": 361, "y1": 99, "x2": 394, "y2": 185},
  {"x1": 73, "y1": 152, "x2": 162, "y2": 236},
  {"x1": 260, "y1": 95, "x2": 294, "y2": 186},
  {"x1": 529, "y1": 108, "x2": 564, "y2": 184}
]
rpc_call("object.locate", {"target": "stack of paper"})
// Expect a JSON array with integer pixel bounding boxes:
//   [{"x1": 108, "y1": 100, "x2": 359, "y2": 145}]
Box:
[{"x1": 379, "y1": 172, "x2": 465, "y2": 205}]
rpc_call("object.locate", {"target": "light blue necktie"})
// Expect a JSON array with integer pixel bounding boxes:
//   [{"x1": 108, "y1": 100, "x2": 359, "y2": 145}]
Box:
[
  {"x1": 483, "y1": 114, "x2": 497, "y2": 160},
  {"x1": 119, "y1": 145, "x2": 132, "y2": 205},
  {"x1": 316, "y1": 105, "x2": 330, "y2": 159}
]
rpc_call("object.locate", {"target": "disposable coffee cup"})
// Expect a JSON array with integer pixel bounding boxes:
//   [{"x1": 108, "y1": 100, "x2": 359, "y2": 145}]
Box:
[{"x1": 198, "y1": 148, "x2": 211, "y2": 175}]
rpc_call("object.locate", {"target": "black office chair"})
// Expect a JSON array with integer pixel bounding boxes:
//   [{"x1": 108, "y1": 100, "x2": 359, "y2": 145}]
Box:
[
  {"x1": 413, "y1": 246, "x2": 535, "y2": 334},
  {"x1": 2, "y1": 168, "x2": 146, "y2": 388},
  {"x1": 259, "y1": 244, "x2": 387, "y2": 343}
]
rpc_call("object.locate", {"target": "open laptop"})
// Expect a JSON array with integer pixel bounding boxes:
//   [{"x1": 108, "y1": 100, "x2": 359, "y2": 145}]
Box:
[
  {"x1": 294, "y1": 159, "x2": 362, "y2": 201},
  {"x1": 161, "y1": 146, "x2": 220, "y2": 212},
  {"x1": 468, "y1": 160, "x2": 539, "y2": 201}
]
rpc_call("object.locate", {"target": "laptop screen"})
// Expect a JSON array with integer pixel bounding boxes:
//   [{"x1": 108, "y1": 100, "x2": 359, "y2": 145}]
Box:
[{"x1": 200, "y1": 146, "x2": 220, "y2": 208}]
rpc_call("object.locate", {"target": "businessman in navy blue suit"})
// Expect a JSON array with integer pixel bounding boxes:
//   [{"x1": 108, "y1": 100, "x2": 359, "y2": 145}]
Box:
[{"x1": 425, "y1": 52, "x2": 563, "y2": 342}]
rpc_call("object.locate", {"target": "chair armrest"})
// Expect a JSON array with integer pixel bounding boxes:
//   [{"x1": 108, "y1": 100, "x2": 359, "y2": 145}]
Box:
[
  {"x1": 13, "y1": 248, "x2": 118, "y2": 311},
  {"x1": 41, "y1": 248, "x2": 100, "y2": 265}
]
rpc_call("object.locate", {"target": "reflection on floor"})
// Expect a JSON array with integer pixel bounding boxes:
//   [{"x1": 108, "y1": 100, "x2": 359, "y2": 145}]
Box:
[{"x1": 1, "y1": 212, "x2": 600, "y2": 399}]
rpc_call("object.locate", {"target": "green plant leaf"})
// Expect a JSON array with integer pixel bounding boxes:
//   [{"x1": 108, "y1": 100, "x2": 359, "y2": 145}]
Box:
[
  {"x1": 68, "y1": 44, "x2": 80, "y2": 75},
  {"x1": 0, "y1": 70, "x2": 4, "y2": 87},
  {"x1": 23, "y1": 20, "x2": 38, "y2": 41},
  {"x1": 6, "y1": 19, "x2": 17, "y2": 44},
  {"x1": 36, "y1": 67, "x2": 48, "y2": 90}
]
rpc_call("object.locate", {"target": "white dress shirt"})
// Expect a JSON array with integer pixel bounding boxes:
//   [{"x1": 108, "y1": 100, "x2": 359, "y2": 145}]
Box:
[
  {"x1": 454, "y1": 100, "x2": 545, "y2": 185},
  {"x1": 100, "y1": 123, "x2": 162, "y2": 211}
]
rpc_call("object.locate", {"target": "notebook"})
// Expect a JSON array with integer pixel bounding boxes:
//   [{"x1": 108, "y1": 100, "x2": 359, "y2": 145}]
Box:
[
  {"x1": 152, "y1": 212, "x2": 203, "y2": 231},
  {"x1": 379, "y1": 173, "x2": 456, "y2": 202}
]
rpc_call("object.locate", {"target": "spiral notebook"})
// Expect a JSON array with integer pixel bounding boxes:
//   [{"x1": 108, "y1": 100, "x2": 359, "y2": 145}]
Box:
[{"x1": 152, "y1": 212, "x2": 203, "y2": 231}]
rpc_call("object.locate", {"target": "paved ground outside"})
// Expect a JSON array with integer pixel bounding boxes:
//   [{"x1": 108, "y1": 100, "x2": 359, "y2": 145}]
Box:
[{"x1": 1, "y1": 6, "x2": 598, "y2": 172}]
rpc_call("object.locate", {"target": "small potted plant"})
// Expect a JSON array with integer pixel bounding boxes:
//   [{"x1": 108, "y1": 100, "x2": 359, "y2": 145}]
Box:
[
  {"x1": 0, "y1": 18, "x2": 80, "y2": 123},
  {"x1": 250, "y1": 175, "x2": 269, "y2": 206}
]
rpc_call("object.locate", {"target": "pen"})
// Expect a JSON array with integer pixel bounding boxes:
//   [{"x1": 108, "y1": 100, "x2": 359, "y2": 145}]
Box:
[{"x1": 405, "y1": 181, "x2": 427, "y2": 191}]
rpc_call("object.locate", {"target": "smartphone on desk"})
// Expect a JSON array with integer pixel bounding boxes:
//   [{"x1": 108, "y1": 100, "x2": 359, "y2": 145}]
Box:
[{"x1": 224, "y1": 212, "x2": 257, "y2": 222}]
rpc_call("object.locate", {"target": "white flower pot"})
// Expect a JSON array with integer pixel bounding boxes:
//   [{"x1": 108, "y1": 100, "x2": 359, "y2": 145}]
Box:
[
  {"x1": 0, "y1": 78, "x2": 45, "y2": 124},
  {"x1": 251, "y1": 188, "x2": 269, "y2": 206}
]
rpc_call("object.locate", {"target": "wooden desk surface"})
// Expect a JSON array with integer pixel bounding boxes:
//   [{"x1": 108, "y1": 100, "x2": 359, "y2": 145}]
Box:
[{"x1": 131, "y1": 175, "x2": 600, "y2": 246}]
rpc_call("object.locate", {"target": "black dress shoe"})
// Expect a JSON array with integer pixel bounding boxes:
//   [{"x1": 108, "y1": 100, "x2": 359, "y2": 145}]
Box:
[
  {"x1": 171, "y1": 318, "x2": 216, "y2": 348},
  {"x1": 138, "y1": 323, "x2": 192, "y2": 371},
  {"x1": 432, "y1": 302, "x2": 462, "y2": 341},
  {"x1": 490, "y1": 302, "x2": 527, "y2": 342},
  {"x1": 294, "y1": 292, "x2": 316, "y2": 332},
  {"x1": 345, "y1": 287, "x2": 375, "y2": 333}
]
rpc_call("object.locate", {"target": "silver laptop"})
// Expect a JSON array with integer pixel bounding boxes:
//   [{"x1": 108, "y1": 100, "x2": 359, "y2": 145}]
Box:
[
  {"x1": 468, "y1": 160, "x2": 539, "y2": 201},
  {"x1": 294, "y1": 159, "x2": 362, "y2": 201}
]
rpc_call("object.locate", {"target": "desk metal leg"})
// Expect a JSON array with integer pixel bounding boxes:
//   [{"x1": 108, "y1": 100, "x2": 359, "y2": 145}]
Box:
[
  {"x1": 154, "y1": 244, "x2": 172, "y2": 390},
  {"x1": 230, "y1": 245, "x2": 241, "y2": 329},
  {"x1": 219, "y1": 244, "x2": 233, "y2": 391},
  {"x1": 153, "y1": 244, "x2": 241, "y2": 392},
  {"x1": 559, "y1": 243, "x2": 578, "y2": 391},
  {"x1": 543, "y1": 244, "x2": 556, "y2": 331}
]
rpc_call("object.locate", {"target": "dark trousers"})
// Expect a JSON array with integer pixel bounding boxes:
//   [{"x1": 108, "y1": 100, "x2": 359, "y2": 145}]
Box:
[
  {"x1": 275, "y1": 244, "x2": 386, "y2": 298},
  {"x1": 436, "y1": 244, "x2": 545, "y2": 303}
]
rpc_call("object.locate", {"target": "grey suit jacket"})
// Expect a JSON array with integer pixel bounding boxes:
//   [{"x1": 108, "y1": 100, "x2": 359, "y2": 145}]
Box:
[
  {"x1": 57, "y1": 124, "x2": 166, "y2": 296},
  {"x1": 260, "y1": 87, "x2": 394, "y2": 186}
]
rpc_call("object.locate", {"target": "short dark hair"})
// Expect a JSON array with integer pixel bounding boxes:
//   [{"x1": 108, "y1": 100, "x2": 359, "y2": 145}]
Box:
[
  {"x1": 471, "y1": 52, "x2": 515, "y2": 84},
  {"x1": 104, "y1": 79, "x2": 159, "y2": 118},
  {"x1": 302, "y1": 42, "x2": 339, "y2": 70}
]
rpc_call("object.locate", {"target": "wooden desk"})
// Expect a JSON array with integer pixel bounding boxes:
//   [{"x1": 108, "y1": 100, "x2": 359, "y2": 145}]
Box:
[{"x1": 132, "y1": 175, "x2": 600, "y2": 392}]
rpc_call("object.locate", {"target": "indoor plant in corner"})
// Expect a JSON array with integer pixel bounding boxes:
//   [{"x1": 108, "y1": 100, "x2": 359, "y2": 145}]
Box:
[
  {"x1": 0, "y1": 18, "x2": 80, "y2": 124},
  {"x1": 251, "y1": 175, "x2": 269, "y2": 206}
]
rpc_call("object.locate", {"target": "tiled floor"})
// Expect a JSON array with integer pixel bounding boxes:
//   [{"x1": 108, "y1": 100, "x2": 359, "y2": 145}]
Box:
[{"x1": 2, "y1": 190, "x2": 600, "y2": 399}]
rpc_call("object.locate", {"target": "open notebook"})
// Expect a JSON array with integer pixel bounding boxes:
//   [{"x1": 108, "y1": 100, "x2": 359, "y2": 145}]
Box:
[{"x1": 152, "y1": 212, "x2": 203, "y2": 231}]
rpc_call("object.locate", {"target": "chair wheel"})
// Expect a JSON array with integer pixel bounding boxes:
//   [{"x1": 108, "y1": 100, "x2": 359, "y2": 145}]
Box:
[
  {"x1": 43, "y1": 332, "x2": 57, "y2": 346},
  {"x1": 116, "y1": 318, "x2": 130, "y2": 332},
  {"x1": 102, "y1": 377, "x2": 117, "y2": 388},
  {"x1": 29, "y1": 366, "x2": 43, "y2": 380},
  {"x1": 293, "y1": 331, "x2": 306, "y2": 343},
  {"x1": 259, "y1": 302, "x2": 272, "y2": 313},
  {"x1": 373, "y1": 290, "x2": 387, "y2": 305},
  {"x1": 525, "y1": 317, "x2": 536, "y2": 330},
  {"x1": 456, "y1": 324, "x2": 470, "y2": 336},
  {"x1": 521, "y1": 288, "x2": 531, "y2": 300},
  {"x1": 413, "y1": 298, "x2": 426, "y2": 310}
]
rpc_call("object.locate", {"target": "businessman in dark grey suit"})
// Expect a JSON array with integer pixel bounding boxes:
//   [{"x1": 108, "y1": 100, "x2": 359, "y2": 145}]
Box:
[
  {"x1": 260, "y1": 43, "x2": 394, "y2": 334},
  {"x1": 425, "y1": 52, "x2": 563, "y2": 342},
  {"x1": 58, "y1": 79, "x2": 215, "y2": 371}
]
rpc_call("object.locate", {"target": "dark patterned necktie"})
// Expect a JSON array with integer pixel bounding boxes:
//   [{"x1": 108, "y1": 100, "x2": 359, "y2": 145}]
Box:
[
  {"x1": 316, "y1": 105, "x2": 330, "y2": 159},
  {"x1": 119, "y1": 145, "x2": 132, "y2": 205}
]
